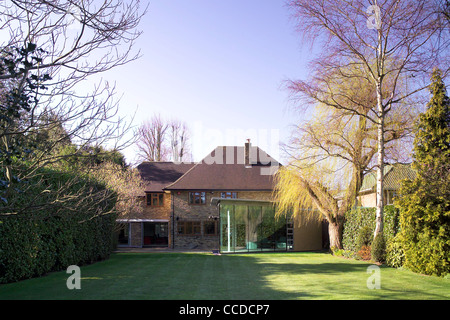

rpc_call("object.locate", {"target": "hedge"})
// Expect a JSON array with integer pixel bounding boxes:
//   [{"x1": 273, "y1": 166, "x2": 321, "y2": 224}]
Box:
[
  {"x1": 342, "y1": 205, "x2": 399, "y2": 253},
  {"x1": 0, "y1": 167, "x2": 117, "y2": 284}
]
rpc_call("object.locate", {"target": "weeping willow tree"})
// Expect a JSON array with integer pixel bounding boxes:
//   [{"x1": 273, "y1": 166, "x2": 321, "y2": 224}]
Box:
[
  {"x1": 275, "y1": 108, "x2": 376, "y2": 249},
  {"x1": 275, "y1": 64, "x2": 415, "y2": 249}
]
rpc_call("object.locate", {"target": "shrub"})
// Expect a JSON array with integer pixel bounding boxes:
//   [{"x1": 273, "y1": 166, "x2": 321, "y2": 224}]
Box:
[
  {"x1": 357, "y1": 245, "x2": 372, "y2": 260},
  {"x1": 386, "y1": 235, "x2": 404, "y2": 268},
  {"x1": 394, "y1": 70, "x2": 450, "y2": 277},
  {"x1": 0, "y1": 167, "x2": 117, "y2": 284},
  {"x1": 401, "y1": 231, "x2": 449, "y2": 277},
  {"x1": 371, "y1": 232, "x2": 386, "y2": 263},
  {"x1": 343, "y1": 250, "x2": 358, "y2": 260},
  {"x1": 357, "y1": 226, "x2": 373, "y2": 249}
]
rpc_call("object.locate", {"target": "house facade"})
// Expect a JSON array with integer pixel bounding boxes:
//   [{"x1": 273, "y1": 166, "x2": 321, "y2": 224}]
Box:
[
  {"x1": 116, "y1": 141, "x2": 324, "y2": 252},
  {"x1": 357, "y1": 163, "x2": 416, "y2": 207}
]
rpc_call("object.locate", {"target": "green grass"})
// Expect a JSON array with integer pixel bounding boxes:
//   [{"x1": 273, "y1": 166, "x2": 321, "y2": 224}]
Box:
[{"x1": 0, "y1": 252, "x2": 448, "y2": 300}]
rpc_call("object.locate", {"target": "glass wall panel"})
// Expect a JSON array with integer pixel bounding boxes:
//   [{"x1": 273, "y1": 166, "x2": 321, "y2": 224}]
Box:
[
  {"x1": 220, "y1": 204, "x2": 234, "y2": 253},
  {"x1": 260, "y1": 206, "x2": 275, "y2": 251},
  {"x1": 234, "y1": 205, "x2": 247, "y2": 252},
  {"x1": 274, "y1": 214, "x2": 287, "y2": 251},
  {"x1": 248, "y1": 206, "x2": 262, "y2": 252},
  {"x1": 116, "y1": 223, "x2": 129, "y2": 246}
]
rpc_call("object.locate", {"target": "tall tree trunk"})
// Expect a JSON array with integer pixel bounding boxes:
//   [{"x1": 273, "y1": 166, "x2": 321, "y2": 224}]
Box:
[
  {"x1": 374, "y1": 81, "x2": 385, "y2": 238},
  {"x1": 374, "y1": 20, "x2": 385, "y2": 239}
]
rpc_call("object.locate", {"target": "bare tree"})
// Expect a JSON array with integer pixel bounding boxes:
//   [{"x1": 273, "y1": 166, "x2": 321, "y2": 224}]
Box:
[
  {"x1": 0, "y1": 1, "x2": 146, "y2": 216},
  {"x1": 136, "y1": 114, "x2": 192, "y2": 163},
  {"x1": 90, "y1": 161, "x2": 145, "y2": 219},
  {"x1": 287, "y1": 0, "x2": 449, "y2": 238},
  {"x1": 136, "y1": 114, "x2": 170, "y2": 162},
  {"x1": 0, "y1": 0, "x2": 147, "y2": 173},
  {"x1": 169, "y1": 119, "x2": 191, "y2": 163}
]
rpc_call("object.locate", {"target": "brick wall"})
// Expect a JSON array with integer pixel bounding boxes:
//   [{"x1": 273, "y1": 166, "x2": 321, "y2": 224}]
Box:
[
  {"x1": 121, "y1": 192, "x2": 172, "y2": 248},
  {"x1": 129, "y1": 222, "x2": 142, "y2": 247},
  {"x1": 141, "y1": 192, "x2": 172, "y2": 220}
]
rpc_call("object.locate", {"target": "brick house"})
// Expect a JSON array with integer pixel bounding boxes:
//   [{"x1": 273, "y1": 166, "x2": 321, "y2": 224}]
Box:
[
  {"x1": 116, "y1": 141, "x2": 323, "y2": 252},
  {"x1": 357, "y1": 163, "x2": 416, "y2": 207}
]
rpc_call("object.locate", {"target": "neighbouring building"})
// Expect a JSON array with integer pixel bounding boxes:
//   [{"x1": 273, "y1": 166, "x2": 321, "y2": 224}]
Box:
[
  {"x1": 116, "y1": 141, "x2": 324, "y2": 253},
  {"x1": 357, "y1": 163, "x2": 416, "y2": 207}
]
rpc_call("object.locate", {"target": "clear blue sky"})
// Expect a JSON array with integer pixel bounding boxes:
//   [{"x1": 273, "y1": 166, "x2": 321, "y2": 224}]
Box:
[{"x1": 108, "y1": 0, "x2": 314, "y2": 164}]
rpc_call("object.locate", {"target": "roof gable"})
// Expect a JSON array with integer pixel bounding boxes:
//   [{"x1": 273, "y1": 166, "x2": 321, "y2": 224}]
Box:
[{"x1": 165, "y1": 146, "x2": 280, "y2": 191}]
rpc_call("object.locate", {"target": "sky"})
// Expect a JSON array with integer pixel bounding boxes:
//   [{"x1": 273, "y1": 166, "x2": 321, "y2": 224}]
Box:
[{"x1": 105, "y1": 0, "x2": 314, "y2": 165}]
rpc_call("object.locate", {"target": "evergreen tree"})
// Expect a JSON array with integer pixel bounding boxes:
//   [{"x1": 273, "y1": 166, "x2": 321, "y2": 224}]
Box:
[{"x1": 396, "y1": 68, "x2": 450, "y2": 276}]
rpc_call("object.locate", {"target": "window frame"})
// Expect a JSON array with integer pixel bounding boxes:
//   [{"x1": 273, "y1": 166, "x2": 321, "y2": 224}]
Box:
[
  {"x1": 220, "y1": 192, "x2": 238, "y2": 199},
  {"x1": 146, "y1": 192, "x2": 164, "y2": 207},
  {"x1": 177, "y1": 220, "x2": 202, "y2": 236},
  {"x1": 189, "y1": 191, "x2": 206, "y2": 205}
]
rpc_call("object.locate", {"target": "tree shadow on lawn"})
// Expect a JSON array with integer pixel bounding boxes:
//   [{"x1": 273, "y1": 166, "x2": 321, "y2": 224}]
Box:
[
  {"x1": 199, "y1": 253, "x2": 449, "y2": 300},
  {"x1": 217, "y1": 253, "x2": 367, "y2": 300},
  {"x1": 1, "y1": 252, "x2": 448, "y2": 300}
]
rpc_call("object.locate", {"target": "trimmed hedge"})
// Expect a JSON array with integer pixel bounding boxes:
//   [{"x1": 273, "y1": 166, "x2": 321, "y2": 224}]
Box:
[
  {"x1": 0, "y1": 167, "x2": 117, "y2": 284},
  {"x1": 342, "y1": 205, "x2": 399, "y2": 253}
]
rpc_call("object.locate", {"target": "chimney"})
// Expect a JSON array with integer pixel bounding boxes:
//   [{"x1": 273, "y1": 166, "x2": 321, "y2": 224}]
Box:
[{"x1": 244, "y1": 139, "x2": 251, "y2": 168}]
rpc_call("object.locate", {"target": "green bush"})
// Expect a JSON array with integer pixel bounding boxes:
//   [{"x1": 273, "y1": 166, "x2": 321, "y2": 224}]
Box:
[
  {"x1": 357, "y1": 226, "x2": 373, "y2": 249},
  {"x1": 342, "y1": 205, "x2": 399, "y2": 253},
  {"x1": 385, "y1": 235, "x2": 404, "y2": 268},
  {"x1": 371, "y1": 232, "x2": 386, "y2": 263},
  {"x1": 400, "y1": 228, "x2": 449, "y2": 277},
  {"x1": 394, "y1": 69, "x2": 450, "y2": 277},
  {"x1": 0, "y1": 167, "x2": 117, "y2": 284}
]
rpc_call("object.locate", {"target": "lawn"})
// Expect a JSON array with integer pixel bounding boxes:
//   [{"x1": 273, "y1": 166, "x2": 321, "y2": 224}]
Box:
[{"x1": 0, "y1": 252, "x2": 448, "y2": 300}]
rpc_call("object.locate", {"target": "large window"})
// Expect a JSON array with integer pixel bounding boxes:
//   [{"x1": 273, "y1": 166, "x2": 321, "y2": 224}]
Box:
[
  {"x1": 146, "y1": 193, "x2": 164, "y2": 206},
  {"x1": 189, "y1": 192, "x2": 206, "y2": 205},
  {"x1": 178, "y1": 220, "x2": 201, "y2": 235}
]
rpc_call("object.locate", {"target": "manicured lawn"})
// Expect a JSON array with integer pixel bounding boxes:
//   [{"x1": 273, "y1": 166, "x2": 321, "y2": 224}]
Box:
[{"x1": 0, "y1": 252, "x2": 448, "y2": 300}]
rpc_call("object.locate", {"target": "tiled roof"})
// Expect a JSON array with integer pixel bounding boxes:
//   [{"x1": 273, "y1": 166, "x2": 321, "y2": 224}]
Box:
[
  {"x1": 360, "y1": 163, "x2": 416, "y2": 192},
  {"x1": 164, "y1": 146, "x2": 280, "y2": 191},
  {"x1": 136, "y1": 145, "x2": 280, "y2": 192},
  {"x1": 137, "y1": 162, "x2": 195, "y2": 193}
]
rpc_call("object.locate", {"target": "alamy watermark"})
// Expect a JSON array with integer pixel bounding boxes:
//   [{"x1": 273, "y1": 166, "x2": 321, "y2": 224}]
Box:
[
  {"x1": 178, "y1": 121, "x2": 280, "y2": 176},
  {"x1": 66, "y1": 3, "x2": 83, "y2": 31},
  {"x1": 367, "y1": 265, "x2": 381, "y2": 289},
  {"x1": 66, "y1": 265, "x2": 81, "y2": 290},
  {"x1": 367, "y1": 5, "x2": 382, "y2": 30}
]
